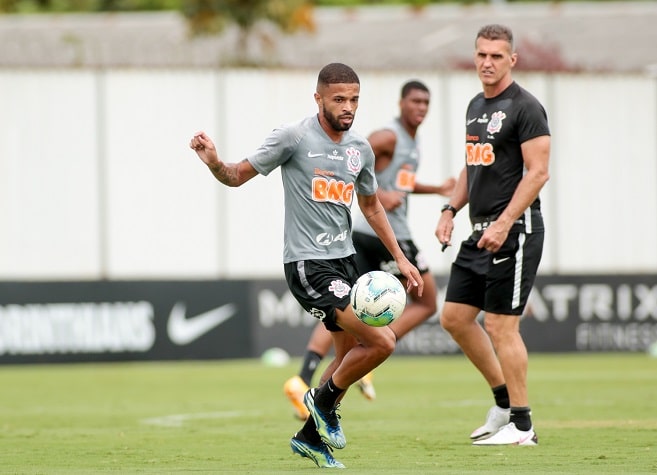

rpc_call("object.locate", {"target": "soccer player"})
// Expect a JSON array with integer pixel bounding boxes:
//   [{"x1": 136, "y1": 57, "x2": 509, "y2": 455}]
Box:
[
  {"x1": 284, "y1": 80, "x2": 455, "y2": 418},
  {"x1": 353, "y1": 80, "x2": 456, "y2": 342},
  {"x1": 190, "y1": 63, "x2": 423, "y2": 468},
  {"x1": 435, "y1": 24, "x2": 551, "y2": 445}
]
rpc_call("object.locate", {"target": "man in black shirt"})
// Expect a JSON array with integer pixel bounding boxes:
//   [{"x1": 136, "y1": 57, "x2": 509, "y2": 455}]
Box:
[{"x1": 435, "y1": 24, "x2": 550, "y2": 446}]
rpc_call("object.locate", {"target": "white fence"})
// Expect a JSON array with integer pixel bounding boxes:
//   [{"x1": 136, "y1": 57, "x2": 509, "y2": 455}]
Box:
[{"x1": 1, "y1": 68, "x2": 656, "y2": 280}]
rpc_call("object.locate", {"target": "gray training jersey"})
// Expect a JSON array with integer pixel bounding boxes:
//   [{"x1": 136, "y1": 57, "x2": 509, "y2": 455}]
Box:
[
  {"x1": 352, "y1": 118, "x2": 418, "y2": 240},
  {"x1": 247, "y1": 115, "x2": 377, "y2": 263}
]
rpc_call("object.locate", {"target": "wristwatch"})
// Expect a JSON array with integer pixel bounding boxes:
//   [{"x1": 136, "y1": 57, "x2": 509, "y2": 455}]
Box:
[{"x1": 441, "y1": 204, "x2": 458, "y2": 217}]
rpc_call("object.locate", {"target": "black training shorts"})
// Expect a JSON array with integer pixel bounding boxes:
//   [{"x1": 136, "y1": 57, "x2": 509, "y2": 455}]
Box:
[
  {"x1": 352, "y1": 231, "x2": 430, "y2": 277},
  {"x1": 445, "y1": 231, "x2": 544, "y2": 315},
  {"x1": 284, "y1": 256, "x2": 360, "y2": 332}
]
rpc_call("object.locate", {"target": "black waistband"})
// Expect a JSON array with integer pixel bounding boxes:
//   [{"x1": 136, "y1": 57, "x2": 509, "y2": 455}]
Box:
[{"x1": 471, "y1": 214, "x2": 524, "y2": 232}]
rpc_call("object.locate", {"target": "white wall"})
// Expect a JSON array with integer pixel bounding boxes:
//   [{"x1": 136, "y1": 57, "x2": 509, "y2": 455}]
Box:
[
  {"x1": 0, "y1": 70, "x2": 101, "y2": 279},
  {"x1": 0, "y1": 68, "x2": 655, "y2": 279}
]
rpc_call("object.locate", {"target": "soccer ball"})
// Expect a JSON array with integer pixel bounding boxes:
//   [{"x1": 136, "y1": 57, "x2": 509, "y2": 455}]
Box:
[
  {"x1": 260, "y1": 347, "x2": 290, "y2": 367},
  {"x1": 350, "y1": 271, "x2": 406, "y2": 327}
]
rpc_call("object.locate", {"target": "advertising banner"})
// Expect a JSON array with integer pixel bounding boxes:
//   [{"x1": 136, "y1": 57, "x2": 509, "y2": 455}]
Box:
[
  {"x1": 522, "y1": 274, "x2": 657, "y2": 352},
  {"x1": 247, "y1": 279, "x2": 316, "y2": 358},
  {"x1": 0, "y1": 274, "x2": 655, "y2": 364},
  {"x1": 0, "y1": 281, "x2": 252, "y2": 364}
]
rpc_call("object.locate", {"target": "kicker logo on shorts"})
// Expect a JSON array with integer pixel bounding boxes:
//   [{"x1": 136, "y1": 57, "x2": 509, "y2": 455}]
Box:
[{"x1": 309, "y1": 308, "x2": 327, "y2": 321}]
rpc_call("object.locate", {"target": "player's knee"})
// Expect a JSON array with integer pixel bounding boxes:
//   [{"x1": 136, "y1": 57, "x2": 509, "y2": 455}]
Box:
[
  {"x1": 483, "y1": 321, "x2": 500, "y2": 343},
  {"x1": 440, "y1": 311, "x2": 457, "y2": 334},
  {"x1": 424, "y1": 300, "x2": 438, "y2": 319},
  {"x1": 414, "y1": 280, "x2": 437, "y2": 318},
  {"x1": 483, "y1": 316, "x2": 514, "y2": 343},
  {"x1": 372, "y1": 330, "x2": 396, "y2": 358}
]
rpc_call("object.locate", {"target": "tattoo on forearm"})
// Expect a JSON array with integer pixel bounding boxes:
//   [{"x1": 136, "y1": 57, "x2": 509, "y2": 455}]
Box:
[
  {"x1": 211, "y1": 161, "x2": 242, "y2": 186},
  {"x1": 365, "y1": 208, "x2": 382, "y2": 219}
]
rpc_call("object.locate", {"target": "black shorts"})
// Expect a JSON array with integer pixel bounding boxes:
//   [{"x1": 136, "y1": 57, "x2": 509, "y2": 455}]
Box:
[
  {"x1": 284, "y1": 256, "x2": 361, "y2": 332},
  {"x1": 445, "y1": 231, "x2": 544, "y2": 315},
  {"x1": 352, "y1": 231, "x2": 430, "y2": 277}
]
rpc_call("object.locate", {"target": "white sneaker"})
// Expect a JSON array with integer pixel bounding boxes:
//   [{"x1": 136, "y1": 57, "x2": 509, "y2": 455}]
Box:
[
  {"x1": 470, "y1": 405, "x2": 510, "y2": 440},
  {"x1": 472, "y1": 422, "x2": 538, "y2": 446}
]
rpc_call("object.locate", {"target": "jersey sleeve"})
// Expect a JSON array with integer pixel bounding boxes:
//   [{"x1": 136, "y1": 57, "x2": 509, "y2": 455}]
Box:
[
  {"x1": 247, "y1": 124, "x2": 300, "y2": 176},
  {"x1": 517, "y1": 94, "x2": 550, "y2": 144},
  {"x1": 355, "y1": 144, "x2": 378, "y2": 196}
]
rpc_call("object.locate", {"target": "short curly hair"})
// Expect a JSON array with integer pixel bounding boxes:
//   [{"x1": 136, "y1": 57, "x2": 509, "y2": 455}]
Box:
[{"x1": 317, "y1": 63, "x2": 360, "y2": 88}]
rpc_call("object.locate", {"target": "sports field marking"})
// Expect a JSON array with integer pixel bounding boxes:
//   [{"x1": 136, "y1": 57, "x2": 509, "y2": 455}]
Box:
[{"x1": 140, "y1": 410, "x2": 260, "y2": 427}]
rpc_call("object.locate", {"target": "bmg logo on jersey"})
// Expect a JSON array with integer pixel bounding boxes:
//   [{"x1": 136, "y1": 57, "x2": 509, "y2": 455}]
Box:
[
  {"x1": 395, "y1": 166, "x2": 416, "y2": 191},
  {"x1": 466, "y1": 142, "x2": 495, "y2": 166},
  {"x1": 312, "y1": 176, "x2": 354, "y2": 205}
]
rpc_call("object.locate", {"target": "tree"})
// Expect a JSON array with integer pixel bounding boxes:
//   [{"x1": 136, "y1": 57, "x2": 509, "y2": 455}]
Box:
[{"x1": 182, "y1": 0, "x2": 315, "y2": 65}]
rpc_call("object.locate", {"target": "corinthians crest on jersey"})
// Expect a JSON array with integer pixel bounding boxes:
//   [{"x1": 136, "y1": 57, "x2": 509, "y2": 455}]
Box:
[
  {"x1": 487, "y1": 111, "x2": 506, "y2": 135},
  {"x1": 346, "y1": 147, "x2": 362, "y2": 174}
]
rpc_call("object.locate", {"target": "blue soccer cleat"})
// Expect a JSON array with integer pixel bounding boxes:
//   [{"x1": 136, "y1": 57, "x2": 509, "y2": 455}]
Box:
[
  {"x1": 303, "y1": 388, "x2": 346, "y2": 449},
  {"x1": 290, "y1": 434, "x2": 346, "y2": 469}
]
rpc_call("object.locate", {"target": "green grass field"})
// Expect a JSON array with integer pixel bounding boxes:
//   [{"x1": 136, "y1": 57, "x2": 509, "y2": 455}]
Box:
[{"x1": 1, "y1": 353, "x2": 655, "y2": 474}]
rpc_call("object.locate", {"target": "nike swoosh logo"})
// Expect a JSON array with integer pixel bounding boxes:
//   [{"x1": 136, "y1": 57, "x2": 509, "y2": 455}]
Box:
[
  {"x1": 307, "y1": 151, "x2": 324, "y2": 158},
  {"x1": 466, "y1": 118, "x2": 477, "y2": 125},
  {"x1": 167, "y1": 302, "x2": 237, "y2": 345},
  {"x1": 518, "y1": 434, "x2": 531, "y2": 445},
  {"x1": 492, "y1": 257, "x2": 510, "y2": 265}
]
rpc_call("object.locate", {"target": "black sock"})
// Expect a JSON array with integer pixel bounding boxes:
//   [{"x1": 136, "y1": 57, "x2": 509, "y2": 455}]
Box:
[
  {"x1": 298, "y1": 417, "x2": 321, "y2": 444},
  {"x1": 510, "y1": 406, "x2": 532, "y2": 431},
  {"x1": 314, "y1": 377, "x2": 345, "y2": 412},
  {"x1": 492, "y1": 384, "x2": 510, "y2": 409},
  {"x1": 299, "y1": 351, "x2": 323, "y2": 386}
]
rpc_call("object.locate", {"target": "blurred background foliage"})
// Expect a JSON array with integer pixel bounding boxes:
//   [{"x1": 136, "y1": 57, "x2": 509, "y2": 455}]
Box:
[
  {"x1": 0, "y1": 0, "x2": 630, "y2": 15},
  {"x1": 0, "y1": 0, "x2": 640, "y2": 51}
]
